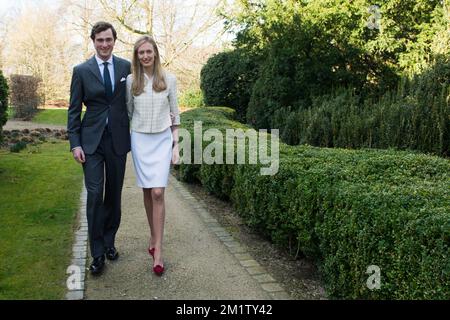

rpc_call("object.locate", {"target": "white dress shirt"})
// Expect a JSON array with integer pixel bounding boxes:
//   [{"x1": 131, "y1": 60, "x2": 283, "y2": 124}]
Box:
[{"x1": 95, "y1": 55, "x2": 115, "y2": 92}]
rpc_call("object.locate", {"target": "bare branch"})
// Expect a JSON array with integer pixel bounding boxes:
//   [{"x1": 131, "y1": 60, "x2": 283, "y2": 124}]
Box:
[{"x1": 99, "y1": 0, "x2": 147, "y2": 35}]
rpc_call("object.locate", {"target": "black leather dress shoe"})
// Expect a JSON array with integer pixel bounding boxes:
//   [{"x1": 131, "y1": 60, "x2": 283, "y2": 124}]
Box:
[
  {"x1": 105, "y1": 247, "x2": 119, "y2": 261},
  {"x1": 89, "y1": 255, "x2": 105, "y2": 275}
]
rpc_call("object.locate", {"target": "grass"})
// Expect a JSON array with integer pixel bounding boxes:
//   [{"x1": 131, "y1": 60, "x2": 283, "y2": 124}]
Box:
[
  {"x1": 7, "y1": 108, "x2": 85, "y2": 126},
  {"x1": 32, "y1": 109, "x2": 81, "y2": 126},
  {"x1": 6, "y1": 106, "x2": 15, "y2": 119},
  {"x1": 0, "y1": 141, "x2": 83, "y2": 299}
]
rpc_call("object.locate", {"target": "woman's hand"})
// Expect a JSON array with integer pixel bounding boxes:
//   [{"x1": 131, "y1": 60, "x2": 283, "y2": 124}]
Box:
[{"x1": 171, "y1": 142, "x2": 180, "y2": 165}]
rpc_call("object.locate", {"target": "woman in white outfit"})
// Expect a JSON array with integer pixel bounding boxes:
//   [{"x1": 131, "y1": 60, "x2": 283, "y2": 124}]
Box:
[{"x1": 126, "y1": 35, "x2": 180, "y2": 276}]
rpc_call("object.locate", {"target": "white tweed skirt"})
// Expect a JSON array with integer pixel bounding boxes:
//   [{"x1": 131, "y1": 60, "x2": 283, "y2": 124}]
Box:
[{"x1": 131, "y1": 128, "x2": 173, "y2": 188}]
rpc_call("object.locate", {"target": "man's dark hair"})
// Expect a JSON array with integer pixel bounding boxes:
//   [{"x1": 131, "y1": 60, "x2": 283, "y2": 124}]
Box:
[{"x1": 90, "y1": 21, "x2": 117, "y2": 41}]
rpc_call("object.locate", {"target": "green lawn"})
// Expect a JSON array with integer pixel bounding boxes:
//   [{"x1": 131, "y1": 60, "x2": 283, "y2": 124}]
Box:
[
  {"x1": 7, "y1": 107, "x2": 15, "y2": 119},
  {"x1": 32, "y1": 109, "x2": 85, "y2": 126},
  {"x1": 0, "y1": 141, "x2": 83, "y2": 299}
]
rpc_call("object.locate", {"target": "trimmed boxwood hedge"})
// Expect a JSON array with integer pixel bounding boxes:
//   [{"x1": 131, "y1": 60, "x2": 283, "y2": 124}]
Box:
[{"x1": 175, "y1": 107, "x2": 450, "y2": 299}]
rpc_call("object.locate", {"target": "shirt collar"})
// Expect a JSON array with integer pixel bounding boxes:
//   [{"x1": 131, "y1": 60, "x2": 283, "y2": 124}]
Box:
[{"x1": 95, "y1": 55, "x2": 113, "y2": 66}]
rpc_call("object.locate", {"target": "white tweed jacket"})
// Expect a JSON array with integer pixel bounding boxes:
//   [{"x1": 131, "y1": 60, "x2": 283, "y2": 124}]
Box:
[{"x1": 126, "y1": 72, "x2": 181, "y2": 133}]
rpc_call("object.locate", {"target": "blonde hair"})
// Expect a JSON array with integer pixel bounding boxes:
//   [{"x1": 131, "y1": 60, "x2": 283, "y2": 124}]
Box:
[{"x1": 131, "y1": 36, "x2": 166, "y2": 96}]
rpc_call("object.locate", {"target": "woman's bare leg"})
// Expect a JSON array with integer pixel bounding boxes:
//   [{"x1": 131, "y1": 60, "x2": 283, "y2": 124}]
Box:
[
  {"x1": 143, "y1": 188, "x2": 155, "y2": 249},
  {"x1": 151, "y1": 187, "x2": 165, "y2": 267}
]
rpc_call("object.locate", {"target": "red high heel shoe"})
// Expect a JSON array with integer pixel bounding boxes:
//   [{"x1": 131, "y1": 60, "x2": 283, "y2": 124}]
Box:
[
  {"x1": 153, "y1": 264, "x2": 164, "y2": 276},
  {"x1": 148, "y1": 247, "x2": 155, "y2": 258}
]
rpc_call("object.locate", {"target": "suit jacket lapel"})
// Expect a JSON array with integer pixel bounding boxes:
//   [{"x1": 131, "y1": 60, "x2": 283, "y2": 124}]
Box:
[
  {"x1": 113, "y1": 56, "x2": 123, "y2": 94},
  {"x1": 88, "y1": 56, "x2": 104, "y2": 87}
]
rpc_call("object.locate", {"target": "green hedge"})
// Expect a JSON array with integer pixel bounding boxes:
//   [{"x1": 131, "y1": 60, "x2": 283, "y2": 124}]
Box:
[
  {"x1": 177, "y1": 106, "x2": 250, "y2": 184},
  {"x1": 200, "y1": 49, "x2": 260, "y2": 122},
  {"x1": 200, "y1": 1, "x2": 448, "y2": 156},
  {"x1": 179, "y1": 87, "x2": 205, "y2": 109},
  {"x1": 0, "y1": 70, "x2": 9, "y2": 143},
  {"x1": 272, "y1": 57, "x2": 450, "y2": 157},
  {"x1": 176, "y1": 107, "x2": 450, "y2": 299}
]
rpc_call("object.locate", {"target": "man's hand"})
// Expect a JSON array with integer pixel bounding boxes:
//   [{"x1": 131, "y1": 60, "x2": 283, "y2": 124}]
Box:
[{"x1": 72, "y1": 147, "x2": 86, "y2": 164}]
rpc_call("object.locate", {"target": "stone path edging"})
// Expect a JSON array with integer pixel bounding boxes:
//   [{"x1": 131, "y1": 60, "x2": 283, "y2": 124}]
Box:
[
  {"x1": 66, "y1": 184, "x2": 88, "y2": 300},
  {"x1": 65, "y1": 175, "x2": 291, "y2": 300},
  {"x1": 169, "y1": 175, "x2": 291, "y2": 300}
]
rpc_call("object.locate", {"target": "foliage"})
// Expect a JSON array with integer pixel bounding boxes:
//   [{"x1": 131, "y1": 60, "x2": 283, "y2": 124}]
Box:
[
  {"x1": 179, "y1": 87, "x2": 205, "y2": 109},
  {"x1": 9, "y1": 141, "x2": 27, "y2": 153},
  {"x1": 207, "y1": 0, "x2": 449, "y2": 150},
  {"x1": 175, "y1": 106, "x2": 248, "y2": 183},
  {"x1": 0, "y1": 70, "x2": 8, "y2": 143},
  {"x1": 273, "y1": 56, "x2": 450, "y2": 156},
  {"x1": 4, "y1": 6, "x2": 77, "y2": 103},
  {"x1": 176, "y1": 107, "x2": 450, "y2": 299},
  {"x1": 227, "y1": 0, "x2": 445, "y2": 74},
  {"x1": 200, "y1": 49, "x2": 261, "y2": 122},
  {"x1": 6, "y1": 107, "x2": 15, "y2": 119},
  {"x1": 245, "y1": 12, "x2": 398, "y2": 129},
  {"x1": 9, "y1": 74, "x2": 41, "y2": 120}
]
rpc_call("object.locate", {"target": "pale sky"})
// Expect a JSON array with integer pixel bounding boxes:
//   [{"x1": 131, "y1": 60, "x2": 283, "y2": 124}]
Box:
[
  {"x1": 0, "y1": 0, "x2": 235, "y2": 44},
  {"x1": 0, "y1": 0, "x2": 61, "y2": 15}
]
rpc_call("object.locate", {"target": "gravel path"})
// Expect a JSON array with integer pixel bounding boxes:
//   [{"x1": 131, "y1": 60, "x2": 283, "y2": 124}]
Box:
[
  {"x1": 3, "y1": 120, "x2": 66, "y2": 131},
  {"x1": 83, "y1": 157, "x2": 290, "y2": 300},
  {"x1": 3, "y1": 119, "x2": 314, "y2": 300}
]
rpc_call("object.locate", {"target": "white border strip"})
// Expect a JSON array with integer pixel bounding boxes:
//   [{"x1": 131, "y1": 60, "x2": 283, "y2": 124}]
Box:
[{"x1": 66, "y1": 183, "x2": 88, "y2": 300}]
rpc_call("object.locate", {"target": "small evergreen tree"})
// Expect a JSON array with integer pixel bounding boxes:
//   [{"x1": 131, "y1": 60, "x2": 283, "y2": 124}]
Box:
[{"x1": 0, "y1": 70, "x2": 9, "y2": 143}]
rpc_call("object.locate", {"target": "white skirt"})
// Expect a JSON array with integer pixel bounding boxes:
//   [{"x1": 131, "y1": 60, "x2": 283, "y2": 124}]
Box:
[{"x1": 131, "y1": 128, "x2": 173, "y2": 188}]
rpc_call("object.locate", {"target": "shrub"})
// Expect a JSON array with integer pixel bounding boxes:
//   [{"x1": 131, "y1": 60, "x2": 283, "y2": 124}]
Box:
[
  {"x1": 176, "y1": 106, "x2": 247, "y2": 183},
  {"x1": 0, "y1": 70, "x2": 8, "y2": 143},
  {"x1": 246, "y1": 13, "x2": 398, "y2": 131},
  {"x1": 179, "y1": 87, "x2": 205, "y2": 109},
  {"x1": 273, "y1": 56, "x2": 450, "y2": 157},
  {"x1": 177, "y1": 106, "x2": 450, "y2": 299},
  {"x1": 10, "y1": 141, "x2": 27, "y2": 153},
  {"x1": 200, "y1": 49, "x2": 260, "y2": 121},
  {"x1": 10, "y1": 74, "x2": 41, "y2": 120}
]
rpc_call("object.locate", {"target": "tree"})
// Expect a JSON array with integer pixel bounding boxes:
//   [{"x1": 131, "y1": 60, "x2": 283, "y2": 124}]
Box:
[
  {"x1": 215, "y1": 0, "x2": 448, "y2": 144},
  {"x1": 200, "y1": 48, "x2": 260, "y2": 121},
  {"x1": 4, "y1": 5, "x2": 79, "y2": 102},
  {"x1": 97, "y1": 0, "x2": 227, "y2": 89},
  {"x1": 0, "y1": 70, "x2": 8, "y2": 138},
  {"x1": 64, "y1": 0, "x2": 109, "y2": 60},
  {"x1": 0, "y1": 19, "x2": 5, "y2": 69},
  {"x1": 225, "y1": 0, "x2": 446, "y2": 74},
  {"x1": 0, "y1": 9, "x2": 15, "y2": 70}
]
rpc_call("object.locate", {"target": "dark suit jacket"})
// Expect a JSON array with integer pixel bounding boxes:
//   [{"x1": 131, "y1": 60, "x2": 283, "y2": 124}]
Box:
[{"x1": 68, "y1": 55, "x2": 131, "y2": 155}]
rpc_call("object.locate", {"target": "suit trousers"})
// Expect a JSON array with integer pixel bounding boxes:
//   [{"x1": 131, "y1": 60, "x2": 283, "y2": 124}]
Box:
[{"x1": 83, "y1": 126, "x2": 127, "y2": 258}]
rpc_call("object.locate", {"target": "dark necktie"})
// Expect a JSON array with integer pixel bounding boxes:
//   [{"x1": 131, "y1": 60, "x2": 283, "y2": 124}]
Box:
[{"x1": 103, "y1": 62, "x2": 113, "y2": 101}]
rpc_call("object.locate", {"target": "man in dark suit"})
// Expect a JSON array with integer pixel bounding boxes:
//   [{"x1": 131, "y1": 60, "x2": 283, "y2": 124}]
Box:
[{"x1": 68, "y1": 22, "x2": 131, "y2": 276}]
